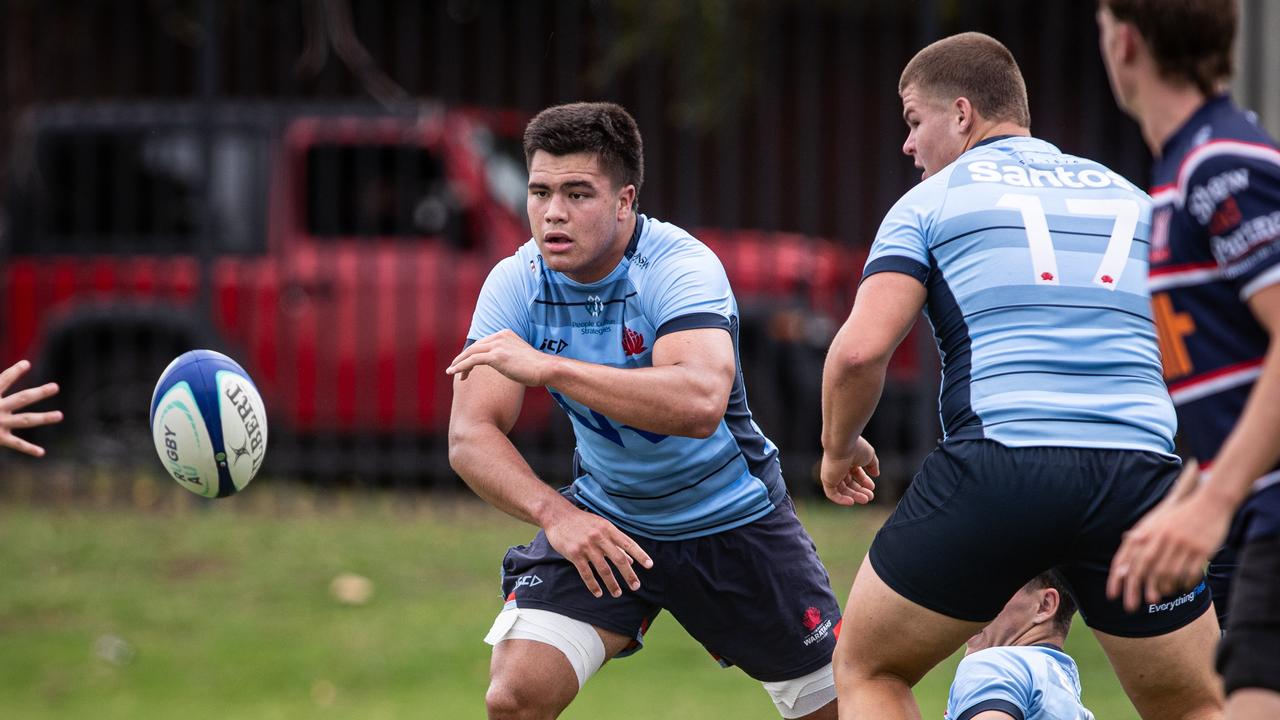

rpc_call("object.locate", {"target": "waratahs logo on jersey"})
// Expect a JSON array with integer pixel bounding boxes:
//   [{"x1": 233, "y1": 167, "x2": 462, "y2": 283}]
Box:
[{"x1": 622, "y1": 328, "x2": 647, "y2": 356}]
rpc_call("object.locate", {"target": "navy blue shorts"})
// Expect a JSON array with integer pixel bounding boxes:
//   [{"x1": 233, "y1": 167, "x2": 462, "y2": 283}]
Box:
[
  {"x1": 497, "y1": 496, "x2": 840, "y2": 682},
  {"x1": 1217, "y1": 533, "x2": 1280, "y2": 694},
  {"x1": 869, "y1": 440, "x2": 1213, "y2": 637},
  {"x1": 1207, "y1": 482, "x2": 1280, "y2": 627}
]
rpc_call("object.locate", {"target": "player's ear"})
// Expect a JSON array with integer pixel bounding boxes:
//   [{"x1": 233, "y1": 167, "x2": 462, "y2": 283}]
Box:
[
  {"x1": 1115, "y1": 18, "x2": 1142, "y2": 65},
  {"x1": 1033, "y1": 588, "x2": 1059, "y2": 625},
  {"x1": 954, "y1": 96, "x2": 973, "y2": 133},
  {"x1": 616, "y1": 184, "x2": 636, "y2": 220}
]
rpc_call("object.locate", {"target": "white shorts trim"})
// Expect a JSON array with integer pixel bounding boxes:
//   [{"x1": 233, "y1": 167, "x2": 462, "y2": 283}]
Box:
[
  {"x1": 761, "y1": 663, "x2": 836, "y2": 718},
  {"x1": 483, "y1": 607, "x2": 606, "y2": 689}
]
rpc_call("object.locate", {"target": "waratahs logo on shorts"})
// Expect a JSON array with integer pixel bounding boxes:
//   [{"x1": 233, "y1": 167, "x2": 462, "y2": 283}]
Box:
[
  {"x1": 802, "y1": 607, "x2": 822, "y2": 632},
  {"x1": 622, "y1": 327, "x2": 647, "y2": 356},
  {"x1": 801, "y1": 607, "x2": 833, "y2": 646}
]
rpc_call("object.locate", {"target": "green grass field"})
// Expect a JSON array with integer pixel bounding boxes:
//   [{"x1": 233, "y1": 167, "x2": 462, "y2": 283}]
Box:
[{"x1": 0, "y1": 478, "x2": 1139, "y2": 719}]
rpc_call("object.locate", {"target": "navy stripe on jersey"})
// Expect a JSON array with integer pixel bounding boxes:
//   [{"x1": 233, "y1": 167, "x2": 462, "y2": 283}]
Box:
[
  {"x1": 535, "y1": 293, "x2": 637, "y2": 307},
  {"x1": 584, "y1": 448, "x2": 742, "y2": 501},
  {"x1": 927, "y1": 259, "x2": 980, "y2": 438},
  {"x1": 864, "y1": 255, "x2": 930, "y2": 284},
  {"x1": 656, "y1": 311, "x2": 731, "y2": 338},
  {"x1": 724, "y1": 314, "x2": 788, "y2": 509},
  {"x1": 957, "y1": 700, "x2": 1025, "y2": 720}
]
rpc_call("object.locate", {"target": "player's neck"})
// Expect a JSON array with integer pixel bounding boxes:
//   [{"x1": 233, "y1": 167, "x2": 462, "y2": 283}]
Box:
[
  {"x1": 1134, "y1": 81, "x2": 1209, "y2": 158},
  {"x1": 967, "y1": 122, "x2": 1030, "y2": 153},
  {"x1": 1015, "y1": 625, "x2": 1063, "y2": 650}
]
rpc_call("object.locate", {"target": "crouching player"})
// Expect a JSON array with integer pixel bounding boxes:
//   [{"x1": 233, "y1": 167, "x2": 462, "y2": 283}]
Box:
[{"x1": 449, "y1": 102, "x2": 850, "y2": 719}]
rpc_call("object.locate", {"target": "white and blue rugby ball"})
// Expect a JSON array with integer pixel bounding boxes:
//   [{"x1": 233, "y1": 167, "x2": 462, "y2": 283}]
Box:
[{"x1": 150, "y1": 350, "x2": 268, "y2": 498}]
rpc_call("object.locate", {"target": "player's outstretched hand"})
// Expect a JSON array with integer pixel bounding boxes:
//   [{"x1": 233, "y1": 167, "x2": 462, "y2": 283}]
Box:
[
  {"x1": 820, "y1": 435, "x2": 879, "y2": 506},
  {"x1": 544, "y1": 505, "x2": 654, "y2": 599},
  {"x1": 1106, "y1": 462, "x2": 1230, "y2": 612},
  {"x1": 446, "y1": 329, "x2": 557, "y2": 386},
  {"x1": 0, "y1": 360, "x2": 62, "y2": 457}
]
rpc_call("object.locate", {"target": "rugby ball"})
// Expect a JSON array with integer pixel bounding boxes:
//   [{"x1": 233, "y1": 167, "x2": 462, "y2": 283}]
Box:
[{"x1": 149, "y1": 350, "x2": 267, "y2": 497}]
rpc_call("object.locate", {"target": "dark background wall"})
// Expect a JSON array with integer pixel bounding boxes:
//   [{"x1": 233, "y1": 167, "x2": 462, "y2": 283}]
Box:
[{"x1": 0, "y1": 0, "x2": 1156, "y2": 493}]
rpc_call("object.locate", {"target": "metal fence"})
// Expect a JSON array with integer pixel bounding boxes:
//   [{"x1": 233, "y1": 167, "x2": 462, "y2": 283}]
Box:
[{"x1": 0, "y1": 0, "x2": 1163, "y2": 495}]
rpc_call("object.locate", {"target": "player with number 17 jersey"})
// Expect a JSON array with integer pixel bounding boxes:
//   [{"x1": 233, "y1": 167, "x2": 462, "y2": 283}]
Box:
[
  {"x1": 857, "y1": 134, "x2": 1211, "y2": 639},
  {"x1": 865, "y1": 134, "x2": 1174, "y2": 452}
]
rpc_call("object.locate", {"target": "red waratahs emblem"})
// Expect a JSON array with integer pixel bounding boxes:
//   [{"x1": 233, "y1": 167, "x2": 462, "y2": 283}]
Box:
[
  {"x1": 802, "y1": 607, "x2": 822, "y2": 632},
  {"x1": 623, "y1": 327, "x2": 647, "y2": 356}
]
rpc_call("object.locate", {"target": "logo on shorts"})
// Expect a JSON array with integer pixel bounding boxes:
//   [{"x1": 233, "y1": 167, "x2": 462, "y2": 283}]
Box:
[
  {"x1": 801, "y1": 607, "x2": 833, "y2": 646},
  {"x1": 1148, "y1": 580, "x2": 1206, "y2": 614},
  {"x1": 802, "y1": 607, "x2": 822, "y2": 632},
  {"x1": 513, "y1": 575, "x2": 543, "y2": 590}
]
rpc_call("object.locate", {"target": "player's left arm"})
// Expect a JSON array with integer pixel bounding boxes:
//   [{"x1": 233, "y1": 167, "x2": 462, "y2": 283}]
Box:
[{"x1": 819, "y1": 271, "x2": 925, "y2": 505}]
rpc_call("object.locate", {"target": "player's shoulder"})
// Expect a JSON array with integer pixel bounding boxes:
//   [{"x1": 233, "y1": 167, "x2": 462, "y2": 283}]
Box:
[
  {"x1": 485, "y1": 238, "x2": 543, "y2": 293},
  {"x1": 1173, "y1": 100, "x2": 1280, "y2": 187},
  {"x1": 633, "y1": 215, "x2": 722, "y2": 271},
  {"x1": 956, "y1": 646, "x2": 1040, "y2": 681}
]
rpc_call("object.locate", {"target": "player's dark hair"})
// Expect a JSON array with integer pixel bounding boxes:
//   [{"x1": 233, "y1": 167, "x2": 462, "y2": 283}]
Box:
[
  {"x1": 899, "y1": 32, "x2": 1031, "y2": 127},
  {"x1": 523, "y1": 102, "x2": 644, "y2": 206},
  {"x1": 1100, "y1": 0, "x2": 1237, "y2": 96},
  {"x1": 1028, "y1": 570, "x2": 1077, "y2": 637}
]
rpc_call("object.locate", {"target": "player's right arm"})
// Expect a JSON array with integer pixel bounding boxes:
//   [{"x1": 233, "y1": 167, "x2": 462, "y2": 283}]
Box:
[
  {"x1": 450, "y1": 252, "x2": 653, "y2": 598},
  {"x1": 448, "y1": 365, "x2": 652, "y2": 598}
]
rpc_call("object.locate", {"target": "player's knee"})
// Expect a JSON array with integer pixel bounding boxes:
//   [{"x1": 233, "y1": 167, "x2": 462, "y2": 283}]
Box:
[
  {"x1": 485, "y1": 679, "x2": 545, "y2": 720},
  {"x1": 1122, "y1": 675, "x2": 1223, "y2": 720},
  {"x1": 831, "y1": 632, "x2": 914, "y2": 688}
]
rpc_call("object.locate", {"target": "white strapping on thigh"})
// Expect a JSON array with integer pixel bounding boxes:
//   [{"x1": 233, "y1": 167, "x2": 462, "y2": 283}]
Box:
[
  {"x1": 761, "y1": 663, "x2": 836, "y2": 719},
  {"x1": 484, "y1": 607, "x2": 606, "y2": 689}
]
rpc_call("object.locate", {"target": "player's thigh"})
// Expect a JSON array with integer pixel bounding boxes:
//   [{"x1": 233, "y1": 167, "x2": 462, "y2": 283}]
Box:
[
  {"x1": 1092, "y1": 607, "x2": 1223, "y2": 720},
  {"x1": 834, "y1": 554, "x2": 983, "y2": 686},
  {"x1": 661, "y1": 497, "x2": 843, "y2": 683},
  {"x1": 484, "y1": 525, "x2": 662, "y2": 709},
  {"x1": 867, "y1": 440, "x2": 1074, "y2": 623},
  {"x1": 488, "y1": 624, "x2": 633, "y2": 716}
]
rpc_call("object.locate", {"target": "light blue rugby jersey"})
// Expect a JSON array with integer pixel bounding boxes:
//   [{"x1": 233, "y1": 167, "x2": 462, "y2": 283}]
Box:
[
  {"x1": 945, "y1": 645, "x2": 1094, "y2": 720},
  {"x1": 466, "y1": 215, "x2": 786, "y2": 541},
  {"x1": 866, "y1": 135, "x2": 1176, "y2": 453}
]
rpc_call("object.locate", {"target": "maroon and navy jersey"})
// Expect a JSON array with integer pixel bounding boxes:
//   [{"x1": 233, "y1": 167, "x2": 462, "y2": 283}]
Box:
[{"x1": 1147, "y1": 95, "x2": 1280, "y2": 492}]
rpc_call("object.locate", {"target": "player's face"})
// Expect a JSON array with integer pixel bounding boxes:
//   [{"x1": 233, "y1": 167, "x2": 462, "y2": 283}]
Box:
[
  {"x1": 900, "y1": 85, "x2": 968, "y2": 180},
  {"x1": 527, "y1": 150, "x2": 636, "y2": 283},
  {"x1": 964, "y1": 586, "x2": 1042, "y2": 654}
]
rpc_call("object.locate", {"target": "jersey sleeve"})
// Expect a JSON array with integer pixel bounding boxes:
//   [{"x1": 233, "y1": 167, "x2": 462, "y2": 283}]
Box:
[
  {"x1": 465, "y1": 254, "x2": 533, "y2": 345},
  {"x1": 1186, "y1": 148, "x2": 1280, "y2": 300},
  {"x1": 945, "y1": 651, "x2": 1036, "y2": 720},
  {"x1": 862, "y1": 180, "x2": 940, "y2": 286},
  {"x1": 641, "y1": 239, "x2": 735, "y2": 339}
]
